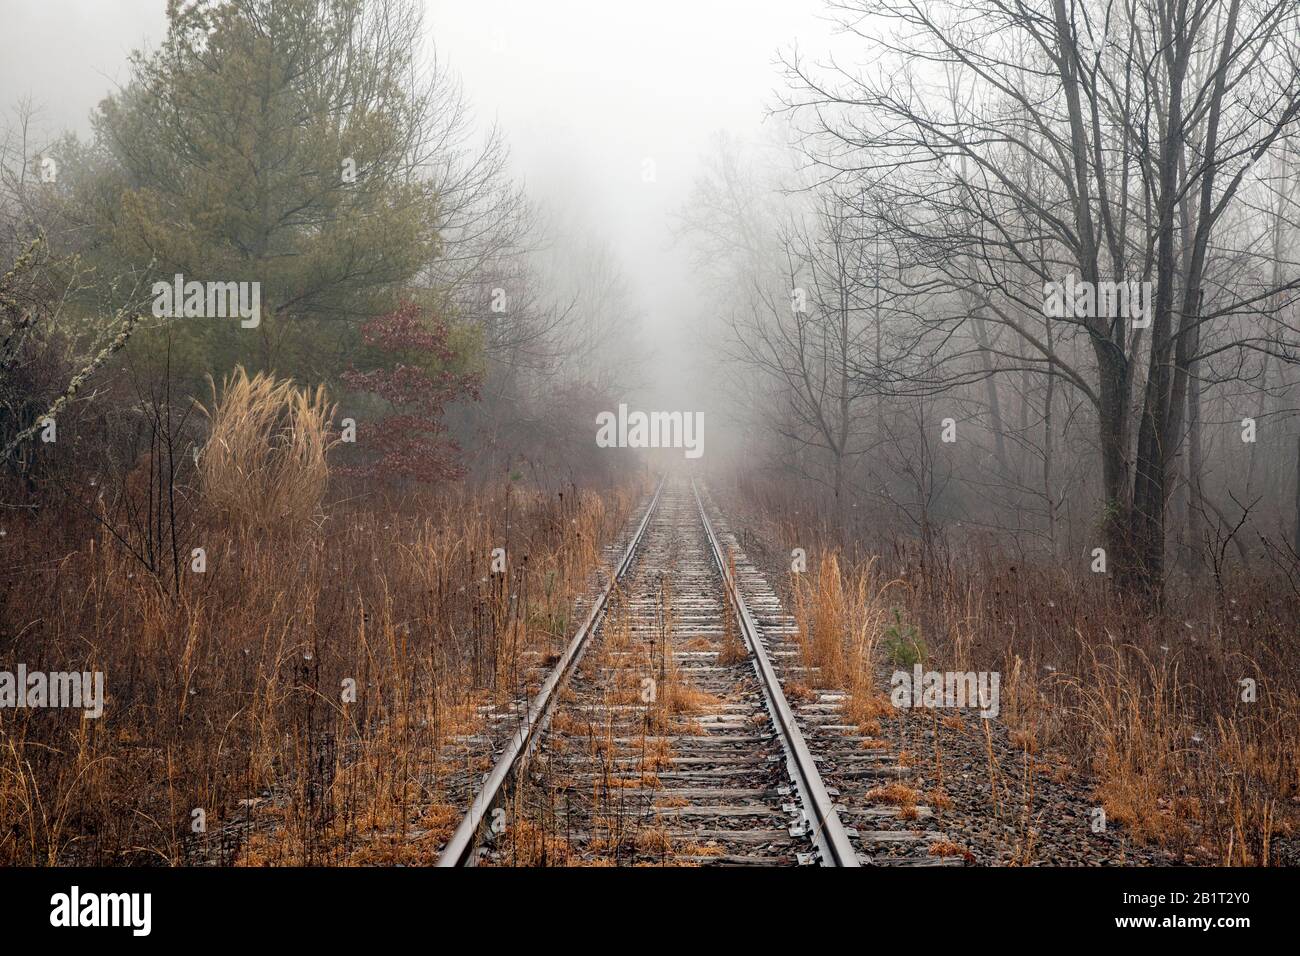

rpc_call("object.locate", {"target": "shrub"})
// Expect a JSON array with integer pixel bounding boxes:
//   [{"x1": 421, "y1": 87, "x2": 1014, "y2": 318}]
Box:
[
  {"x1": 882, "y1": 607, "x2": 927, "y2": 666},
  {"x1": 197, "y1": 367, "x2": 336, "y2": 529}
]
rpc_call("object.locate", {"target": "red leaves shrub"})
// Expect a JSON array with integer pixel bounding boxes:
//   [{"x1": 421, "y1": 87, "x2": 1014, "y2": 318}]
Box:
[{"x1": 339, "y1": 302, "x2": 480, "y2": 482}]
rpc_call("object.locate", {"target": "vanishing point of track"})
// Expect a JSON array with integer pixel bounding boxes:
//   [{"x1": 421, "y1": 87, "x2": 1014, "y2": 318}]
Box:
[{"x1": 438, "y1": 476, "x2": 878, "y2": 866}]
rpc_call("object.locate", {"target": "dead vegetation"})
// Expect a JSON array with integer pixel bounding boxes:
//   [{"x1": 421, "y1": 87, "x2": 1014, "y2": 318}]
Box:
[
  {"x1": 0, "y1": 369, "x2": 639, "y2": 866},
  {"x1": 766, "y1": 493, "x2": 1300, "y2": 864}
]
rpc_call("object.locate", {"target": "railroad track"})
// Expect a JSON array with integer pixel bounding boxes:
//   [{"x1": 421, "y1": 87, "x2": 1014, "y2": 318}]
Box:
[{"x1": 437, "y1": 475, "x2": 956, "y2": 867}]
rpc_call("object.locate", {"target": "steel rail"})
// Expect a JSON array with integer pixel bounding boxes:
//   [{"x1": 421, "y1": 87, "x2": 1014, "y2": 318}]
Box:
[
  {"x1": 436, "y1": 475, "x2": 666, "y2": 867},
  {"x1": 691, "y1": 478, "x2": 862, "y2": 867}
]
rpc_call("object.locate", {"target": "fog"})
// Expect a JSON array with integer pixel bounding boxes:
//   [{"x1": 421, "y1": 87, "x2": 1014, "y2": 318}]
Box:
[
  {"x1": 1, "y1": 0, "x2": 833, "y2": 414},
  {"x1": 4, "y1": 0, "x2": 1299, "y2": 584},
  {"x1": 4, "y1": 0, "x2": 1300, "y2": 879},
  {"x1": 426, "y1": 0, "x2": 834, "y2": 412}
]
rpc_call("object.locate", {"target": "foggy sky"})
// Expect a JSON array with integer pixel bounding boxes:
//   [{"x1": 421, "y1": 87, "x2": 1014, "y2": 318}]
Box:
[
  {"x1": 426, "y1": 0, "x2": 832, "y2": 409},
  {"x1": 0, "y1": 0, "x2": 835, "y2": 409}
]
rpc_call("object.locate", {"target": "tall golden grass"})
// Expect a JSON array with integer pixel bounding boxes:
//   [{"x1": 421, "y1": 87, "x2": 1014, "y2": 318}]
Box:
[
  {"x1": 197, "y1": 367, "x2": 336, "y2": 529},
  {"x1": 791, "y1": 552, "x2": 896, "y2": 730}
]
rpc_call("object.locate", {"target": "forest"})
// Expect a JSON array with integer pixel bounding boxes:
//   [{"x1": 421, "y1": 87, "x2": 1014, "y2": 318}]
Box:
[{"x1": 1, "y1": 0, "x2": 1298, "y2": 887}]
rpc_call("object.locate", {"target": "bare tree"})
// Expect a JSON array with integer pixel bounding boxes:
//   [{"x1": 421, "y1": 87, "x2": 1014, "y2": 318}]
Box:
[{"x1": 778, "y1": 0, "x2": 1300, "y2": 597}]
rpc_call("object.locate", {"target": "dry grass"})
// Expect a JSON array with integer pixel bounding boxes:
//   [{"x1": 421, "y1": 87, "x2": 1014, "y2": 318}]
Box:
[
  {"x1": 498, "y1": 819, "x2": 576, "y2": 867},
  {"x1": 716, "y1": 594, "x2": 747, "y2": 666},
  {"x1": 866, "y1": 782, "x2": 921, "y2": 807},
  {"x1": 745, "y1": 476, "x2": 1300, "y2": 865},
  {"x1": 791, "y1": 552, "x2": 900, "y2": 732},
  {"x1": 929, "y1": 839, "x2": 970, "y2": 858},
  {"x1": 926, "y1": 788, "x2": 954, "y2": 811},
  {"x1": 198, "y1": 367, "x2": 336, "y2": 529},
  {"x1": 0, "y1": 375, "x2": 639, "y2": 866}
]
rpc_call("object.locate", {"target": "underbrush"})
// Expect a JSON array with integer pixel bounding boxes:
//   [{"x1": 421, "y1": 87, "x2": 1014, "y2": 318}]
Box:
[
  {"x1": 0, "y1": 371, "x2": 639, "y2": 865},
  {"x1": 748, "y1": 480, "x2": 1300, "y2": 866}
]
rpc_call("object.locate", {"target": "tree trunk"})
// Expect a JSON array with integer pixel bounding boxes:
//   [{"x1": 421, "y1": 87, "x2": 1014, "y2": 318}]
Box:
[
  {"x1": 1294, "y1": 434, "x2": 1300, "y2": 557},
  {"x1": 970, "y1": 301, "x2": 1009, "y2": 476},
  {"x1": 1187, "y1": 356, "x2": 1205, "y2": 572}
]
